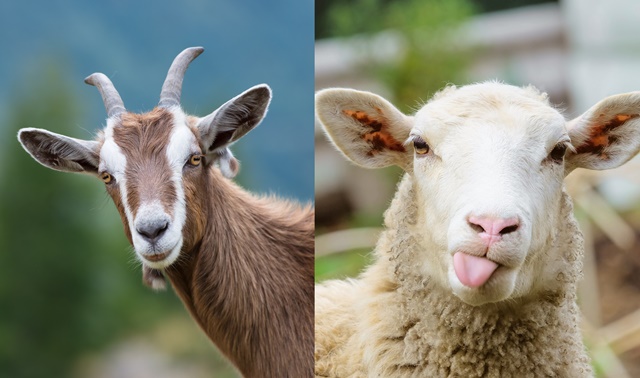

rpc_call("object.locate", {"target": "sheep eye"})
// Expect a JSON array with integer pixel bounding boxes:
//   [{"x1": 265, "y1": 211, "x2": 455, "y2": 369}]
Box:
[
  {"x1": 188, "y1": 154, "x2": 203, "y2": 166},
  {"x1": 413, "y1": 137, "x2": 430, "y2": 155},
  {"x1": 100, "y1": 172, "x2": 113, "y2": 184},
  {"x1": 549, "y1": 143, "x2": 567, "y2": 163}
]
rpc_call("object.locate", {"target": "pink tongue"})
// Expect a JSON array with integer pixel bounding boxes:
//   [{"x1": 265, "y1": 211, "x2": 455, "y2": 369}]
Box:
[{"x1": 453, "y1": 252, "x2": 499, "y2": 288}]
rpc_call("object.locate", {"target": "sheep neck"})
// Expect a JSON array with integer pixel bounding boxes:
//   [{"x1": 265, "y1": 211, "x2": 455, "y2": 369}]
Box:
[{"x1": 163, "y1": 167, "x2": 315, "y2": 377}]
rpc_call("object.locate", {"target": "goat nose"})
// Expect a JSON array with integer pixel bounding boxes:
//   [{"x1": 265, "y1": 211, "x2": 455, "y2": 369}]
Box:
[
  {"x1": 136, "y1": 219, "x2": 169, "y2": 242},
  {"x1": 468, "y1": 215, "x2": 520, "y2": 238}
]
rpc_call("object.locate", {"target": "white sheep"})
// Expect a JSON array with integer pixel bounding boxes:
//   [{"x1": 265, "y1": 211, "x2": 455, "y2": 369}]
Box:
[{"x1": 314, "y1": 82, "x2": 640, "y2": 377}]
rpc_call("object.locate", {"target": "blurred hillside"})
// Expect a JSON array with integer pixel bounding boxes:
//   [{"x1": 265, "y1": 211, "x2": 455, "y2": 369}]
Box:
[{"x1": 0, "y1": 1, "x2": 313, "y2": 377}]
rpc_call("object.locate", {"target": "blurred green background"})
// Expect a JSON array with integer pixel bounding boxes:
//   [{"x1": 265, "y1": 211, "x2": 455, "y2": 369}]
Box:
[{"x1": 0, "y1": 1, "x2": 313, "y2": 377}]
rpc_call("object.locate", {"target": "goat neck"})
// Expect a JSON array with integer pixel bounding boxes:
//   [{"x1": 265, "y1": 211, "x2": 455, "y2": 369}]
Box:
[{"x1": 164, "y1": 166, "x2": 314, "y2": 377}]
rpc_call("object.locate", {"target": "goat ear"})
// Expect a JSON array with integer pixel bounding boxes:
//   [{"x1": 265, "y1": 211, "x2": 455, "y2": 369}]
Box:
[
  {"x1": 18, "y1": 128, "x2": 100, "y2": 175},
  {"x1": 566, "y1": 92, "x2": 640, "y2": 173},
  {"x1": 196, "y1": 84, "x2": 271, "y2": 178},
  {"x1": 315, "y1": 88, "x2": 412, "y2": 169}
]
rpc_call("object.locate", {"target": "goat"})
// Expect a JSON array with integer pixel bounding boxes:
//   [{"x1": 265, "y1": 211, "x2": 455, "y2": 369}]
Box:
[
  {"x1": 314, "y1": 82, "x2": 640, "y2": 377},
  {"x1": 18, "y1": 47, "x2": 314, "y2": 378}
]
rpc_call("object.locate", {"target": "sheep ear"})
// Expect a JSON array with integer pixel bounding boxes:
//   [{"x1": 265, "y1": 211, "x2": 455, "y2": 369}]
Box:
[
  {"x1": 197, "y1": 84, "x2": 271, "y2": 178},
  {"x1": 315, "y1": 88, "x2": 412, "y2": 169},
  {"x1": 566, "y1": 92, "x2": 640, "y2": 173},
  {"x1": 18, "y1": 128, "x2": 100, "y2": 175}
]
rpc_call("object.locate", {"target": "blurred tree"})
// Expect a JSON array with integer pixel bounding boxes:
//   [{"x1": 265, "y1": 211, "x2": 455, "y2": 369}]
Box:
[
  {"x1": 469, "y1": 0, "x2": 556, "y2": 13},
  {"x1": 316, "y1": 0, "x2": 557, "y2": 39},
  {"x1": 0, "y1": 63, "x2": 180, "y2": 378},
  {"x1": 320, "y1": 0, "x2": 475, "y2": 112},
  {"x1": 0, "y1": 63, "x2": 94, "y2": 378}
]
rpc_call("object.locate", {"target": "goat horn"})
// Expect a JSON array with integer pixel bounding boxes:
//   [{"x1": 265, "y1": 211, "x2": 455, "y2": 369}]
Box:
[
  {"x1": 158, "y1": 46, "x2": 204, "y2": 108},
  {"x1": 84, "y1": 73, "x2": 126, "y2": 118}
]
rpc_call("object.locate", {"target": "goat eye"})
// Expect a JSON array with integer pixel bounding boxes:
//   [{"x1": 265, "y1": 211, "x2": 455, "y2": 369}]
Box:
[
  {"x1": 549, "y1": 144, "x2": 567, "y2": 163},
  {"x1": 413, "y1": 137, "x2": 430, "y2": 155},
  {"x1": 100, "y1": 172, "x2": 113, "y2": 184},
  {"x1": 188, "y1": 154, "x2": 203, "y2": 166}
]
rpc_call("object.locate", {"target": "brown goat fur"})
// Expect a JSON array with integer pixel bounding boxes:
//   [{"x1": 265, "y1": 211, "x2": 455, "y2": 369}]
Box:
[
  {"x1": 165, "y1": 168, "x2": 314, "y2": 377},
  {"x1": 106, "y1": 110, "x2": 315, "y2": 377}
]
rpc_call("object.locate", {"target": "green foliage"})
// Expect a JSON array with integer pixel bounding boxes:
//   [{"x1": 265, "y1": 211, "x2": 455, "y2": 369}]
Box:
[
  {"x1": 316, "y1": 0, "x2": 556, "y2": 38},
  {"x1": 470, "y1": 0, "x2": 556, "y2": 13},
  {"x1": 315, "y1": 249, "x2": 373, "y2": 282},
  {"x1": 323, "y1": 0, "x2": 474, "y2": 112},
  {"x1": 326, "y1": 0, "x2": 472, "y2": 39},
  {"x1": 0, "y1": 64, "x2": 181, "y2": 378}
]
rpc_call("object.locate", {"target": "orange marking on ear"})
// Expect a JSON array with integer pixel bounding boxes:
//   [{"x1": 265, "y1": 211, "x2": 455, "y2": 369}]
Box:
[
  {"x1": 590, "y1": 134, "x2": 608, "y2": 148},
  {"x1": 343, "y1": 109, "x2": 406, "y2": 156},
  {"x1": 575, "y1": 113, "x2": 639, "y2": 158}
]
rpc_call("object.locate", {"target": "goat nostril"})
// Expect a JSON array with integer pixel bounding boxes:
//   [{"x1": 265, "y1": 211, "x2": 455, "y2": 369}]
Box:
[{"x1": 137, "y1": 221, "x2": 169, "y2": 241}]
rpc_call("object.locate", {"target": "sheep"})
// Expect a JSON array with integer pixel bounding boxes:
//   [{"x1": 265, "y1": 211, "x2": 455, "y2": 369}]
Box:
[
  {"x1": 314, "y1": 81, "x2": 640, "y2": 377},
  {"x1": 17, "y1": 47, "x2": 314, "y2": 378}
]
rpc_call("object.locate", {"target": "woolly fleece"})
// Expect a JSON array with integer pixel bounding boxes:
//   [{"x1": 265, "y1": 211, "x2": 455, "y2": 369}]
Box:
[{"x1": 315, "y1": 175, "x2": 593, "y2": 377}]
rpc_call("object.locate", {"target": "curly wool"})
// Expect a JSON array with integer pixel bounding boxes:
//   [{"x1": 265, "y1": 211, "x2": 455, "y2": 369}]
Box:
[{"x1": 315, "y1": 175, "x2": 593, "y2": 377}]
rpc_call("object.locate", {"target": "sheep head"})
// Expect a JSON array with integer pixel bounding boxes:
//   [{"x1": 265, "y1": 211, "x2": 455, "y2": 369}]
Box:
[{"x1": 316, "y1": 82, "x2": 640, "y2": 305}]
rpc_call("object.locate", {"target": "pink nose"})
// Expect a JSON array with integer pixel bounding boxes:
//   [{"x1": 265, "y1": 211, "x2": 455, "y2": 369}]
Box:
[{"x1": 468, "y1": 215, "x2": 520, "y2": 246}]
